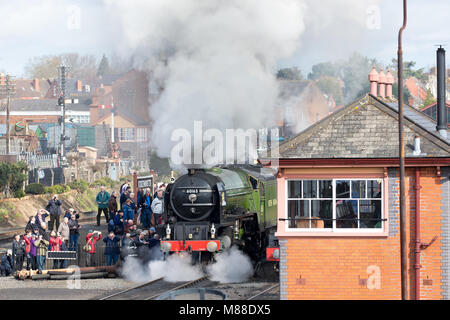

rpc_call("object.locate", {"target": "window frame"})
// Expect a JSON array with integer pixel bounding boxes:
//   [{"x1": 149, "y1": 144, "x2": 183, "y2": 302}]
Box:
[
  {"x1": 119, "y1": 128, "x2": 136, "y2": 142},
  {"x1": 285, "y1": 178, "x2": 384, "y2": 234}
]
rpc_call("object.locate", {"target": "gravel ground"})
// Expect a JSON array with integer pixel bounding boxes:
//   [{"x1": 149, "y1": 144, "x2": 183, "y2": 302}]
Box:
[
  {"x1": 0, "y1": 276, "x2": 279, "y2": 300},
  {"x1": 0, "y1": 276, "x2": 138, "y2": 300}
]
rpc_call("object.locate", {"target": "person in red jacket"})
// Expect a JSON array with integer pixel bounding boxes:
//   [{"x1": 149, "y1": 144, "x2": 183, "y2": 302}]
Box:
[
  {"x1": 85, "y1": 230, "x2": 102, "y2": 267},
  {"x1": 49, "y1": 231, "x2": 63, "y2": 269},
  {"x1": 23, "y1": 230, "x2": 32, "y2": 270}
]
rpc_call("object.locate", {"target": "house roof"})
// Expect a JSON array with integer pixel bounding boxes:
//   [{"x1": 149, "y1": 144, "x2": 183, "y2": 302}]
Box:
[
  {"x1": 276, "y1": 94, "x2": 450, "y2": 159},
  {"x1": 91, "y1": 108, "x2": 148, "y2": 127},
  {"x1": 10, "y1": 99, "x2": 91, "y2": 112},
  {"x1": 14, "y1": 79, "x2": 51, "y2": 99}
]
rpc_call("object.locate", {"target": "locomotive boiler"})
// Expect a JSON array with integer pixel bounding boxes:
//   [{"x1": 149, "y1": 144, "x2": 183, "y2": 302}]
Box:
[{"x1": 159, "y1": 166, "x2": 279, "y2": 266}]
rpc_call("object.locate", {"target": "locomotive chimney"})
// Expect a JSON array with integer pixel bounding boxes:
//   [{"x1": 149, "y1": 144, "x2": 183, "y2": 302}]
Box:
[{"x1": 436, "y1": 46, "x2": 448, "y2": 138}]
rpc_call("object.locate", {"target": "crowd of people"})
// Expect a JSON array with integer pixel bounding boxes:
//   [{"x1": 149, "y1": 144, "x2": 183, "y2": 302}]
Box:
[{"x1": 1, "y1": 179, "x2": 167, "y2": 277}]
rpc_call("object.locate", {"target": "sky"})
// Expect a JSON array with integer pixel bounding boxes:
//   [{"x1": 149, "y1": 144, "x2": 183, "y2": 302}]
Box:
[{"x1": 0, "y1": 0, "x2": 448, "y2": 77}]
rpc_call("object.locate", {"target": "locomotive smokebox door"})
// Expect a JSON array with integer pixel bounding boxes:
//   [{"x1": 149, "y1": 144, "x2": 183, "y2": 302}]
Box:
[{"x1": 169, "y1": 171, "x2": 219, "y2": 222}]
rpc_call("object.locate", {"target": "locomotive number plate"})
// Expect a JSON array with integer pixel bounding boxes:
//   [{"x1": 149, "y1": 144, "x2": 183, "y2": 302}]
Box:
[{"x1": 185, "y1": 189, "x2": 199, "y2": 194}]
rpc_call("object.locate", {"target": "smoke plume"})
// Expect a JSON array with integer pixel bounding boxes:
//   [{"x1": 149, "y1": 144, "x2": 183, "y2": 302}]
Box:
[
  {"x1": 121, "y1": 246, "x2": 254, "y2": 284},
  {"x1": 105, "y1": 0, "x2": 306, "y2": 166},
  {"x1": 207, "y1": 246, "x2": 254, "y2": 283}
]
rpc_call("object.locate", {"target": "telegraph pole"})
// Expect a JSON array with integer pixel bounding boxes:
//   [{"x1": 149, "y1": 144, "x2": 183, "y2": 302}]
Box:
[
  {"x1": 59, "y1": 65, "x2": 67, "y2": 161},
  {"x1": 0, "y1": 74, "x2": 15, "y2": 154}
]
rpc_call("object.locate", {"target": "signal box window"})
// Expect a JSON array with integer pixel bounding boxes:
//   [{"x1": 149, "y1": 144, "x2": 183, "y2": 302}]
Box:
[{"x1": 286, "y1": 179, "x2": 383, "y2": 232}]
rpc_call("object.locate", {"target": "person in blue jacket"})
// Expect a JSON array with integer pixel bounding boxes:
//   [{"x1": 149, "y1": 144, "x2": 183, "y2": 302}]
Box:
[
  {"x1": 103, "y1": 231, "x2": 121, "y2": 266},
  {"x1": 123, "y1": 198, "x2": 134, "y2": 222},
  {"x1": 140, "y1": 188, "x2": 153, "y2": 229},
  {"x1": 113, "y1": 210, "x2": 125, "y2": 236}
]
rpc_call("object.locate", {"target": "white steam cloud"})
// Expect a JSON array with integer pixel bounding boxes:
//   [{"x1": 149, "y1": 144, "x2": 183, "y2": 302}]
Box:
[
  {"x1": 121, "y1": 247, "x2": 254, "y2": 284},
  {"x1": 207, "y1": 246, "x2": 254, "y2": 283},
  {"x1": 105, "y1": 0, "x2": 306, "y2": 166}
]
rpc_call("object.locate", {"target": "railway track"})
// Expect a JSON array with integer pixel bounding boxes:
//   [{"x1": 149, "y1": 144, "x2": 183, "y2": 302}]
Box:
[
  {"x1": 246, "y1": 283, "x2": 280, "y2": 300},
  {"x1": 98, "y1": 276, "x2": 212, "y2": 300}
]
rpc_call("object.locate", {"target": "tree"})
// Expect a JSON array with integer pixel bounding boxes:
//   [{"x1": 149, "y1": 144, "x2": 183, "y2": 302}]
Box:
[
  {"x1": 389, "y1": 59, "x2": 427, "y2": 81},
  {"x1": 0, "y1": 161, "x2": 28, "y2": 198},
  {"x1": 421, "y1": 88, "x2": 436, "y2": 109},
  {"x1": 276, "y1": 67, "x2": 303, "y2": 80},
  {"x1": 149, "y1": 151, "x2": 172, "y2": 177},
  {"x1": 307, "y1": 62, "x2": 338, "y2": 80},
  {"x1": 316, "y1": 76, "x2": 344, "y2": 105},
  {"x1": 97, "y1": 54, "x2": 110, "y2": 77},
  {"x1": 24, "y1": 53, "x2": 97, "y2": 80}
]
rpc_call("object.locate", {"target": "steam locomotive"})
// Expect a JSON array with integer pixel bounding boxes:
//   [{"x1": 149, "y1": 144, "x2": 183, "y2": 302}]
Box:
[{"x1": 159, "y1": 166, "x2": 279, "y2": 268}]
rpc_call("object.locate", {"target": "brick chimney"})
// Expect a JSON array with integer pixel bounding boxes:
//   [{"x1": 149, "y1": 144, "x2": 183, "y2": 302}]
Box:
[
  {"x1": 368, "y1": 66, "x2": 379, "y2": 96},
  {"x1": 33, "y1": 78, "x2": 39, "y2": 91},
  {"x1": 378, "y1": 68, "x2": 386, "y2": 98},
  {"x1": 385, "y1": 69, "x2": 394, "y2": 99},
  {"x1": 76, "y1": 80, "x2": 82, "y2": 92},
  {"x1": 0, "y1": 73, "x2": 5, "y2": 86}
]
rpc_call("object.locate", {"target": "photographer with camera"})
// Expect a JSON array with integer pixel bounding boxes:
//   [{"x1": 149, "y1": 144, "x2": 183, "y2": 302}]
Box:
[
  {"x1": 68, "y1": 213, "x2": 81, "y2": 251},
  {"x1": 34, "y1": 234, "x2": 49, "y2": 274},
  {"x1": 58, "y1": 217, "x2": 70, "y2": 246},
  {"x1": 84, "y1": 230, "x2": 102, "y2": 267},
  {"x1": 46, "y1": 195, "x2": 62, "y2": 231},
  {"x1": 49, "y1": 231, "x2": 63, "y2": 269}
]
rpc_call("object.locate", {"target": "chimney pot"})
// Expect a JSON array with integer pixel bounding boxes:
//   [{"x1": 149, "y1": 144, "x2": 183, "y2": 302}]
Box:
[
  {"x1": 368, "y1": 66, "x2": 379, "y2": 96},
  {"x1": 33, "y1": 78, "x2": 39, "y2": 91},
  {"x1": 385, "y1": 69, "x2": 394, "y2": 98},
  {"x1": 378, "y1": 68, "x2": 386, "y2": 99},
  {"x1": 76, "y1": 80, "x2": 82, "y2": 92}
]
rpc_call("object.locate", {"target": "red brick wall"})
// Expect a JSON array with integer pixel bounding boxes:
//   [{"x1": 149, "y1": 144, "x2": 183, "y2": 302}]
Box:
[{"x1": 282, "y1": 167, "x2": 443, "y2": 300}]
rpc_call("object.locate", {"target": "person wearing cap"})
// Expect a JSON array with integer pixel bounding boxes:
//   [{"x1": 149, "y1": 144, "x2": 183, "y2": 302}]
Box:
[
  {"x1": 96, "y1": 186, "x2": 110, "y2": 226},
  {"x1": 85, "y1": 230, "x2": 102, "y2": 267},
  {"x1": 0, "y1": 250, "x2": 13, "y2": 277}
]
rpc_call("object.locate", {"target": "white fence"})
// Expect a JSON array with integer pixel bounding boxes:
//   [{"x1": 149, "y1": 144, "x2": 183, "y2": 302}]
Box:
[{"x1": 0, "y1": 150, "x2": 58, "y2": 169}]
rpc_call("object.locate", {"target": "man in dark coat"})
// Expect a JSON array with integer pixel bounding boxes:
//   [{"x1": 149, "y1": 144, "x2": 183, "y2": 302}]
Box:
[
  {"x1": 108, "y1": 191, "x2": 118, "y2": 220},
  {"x1": 103, "y1": 232, "x2": 121, "y2": 266},
  {"x1": 46, "y1": 195, "x2": 62, "y2": 231},
  {"x1": 96, "y1": 186, "x2": 110, "y2": 226},
  {"x1": 12, "y1": 235, "x2": 25, "y2": 272},
  {"x1": 0, "y1": 250, "x2": 13, "y2": 277}
]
